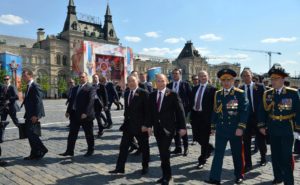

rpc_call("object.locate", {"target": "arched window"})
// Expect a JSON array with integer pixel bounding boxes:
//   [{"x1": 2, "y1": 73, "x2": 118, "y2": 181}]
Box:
[
  {"x1": 62, "y1": 55, "x2": 67, "y2": 66},
  {"x1": 56, "y1": 54, "x2": 61, "y2": 65}
]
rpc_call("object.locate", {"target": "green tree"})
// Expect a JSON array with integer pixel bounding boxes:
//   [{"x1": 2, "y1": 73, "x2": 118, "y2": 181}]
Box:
[
  {"x1": 57, "y1": 77, "x2": 67, "y2": 98},
  {"x1": 0, "y1": 68, "x2": 8, "y2": 85},
  {"x1": 37, "y1": 75, "x2": 50, "y2": 98}
]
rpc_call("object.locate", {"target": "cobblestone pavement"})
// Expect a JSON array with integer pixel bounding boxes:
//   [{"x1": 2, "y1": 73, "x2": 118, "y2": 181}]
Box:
[{"x1": 0, "y1": 99, "x2": 299, "y2": 185}]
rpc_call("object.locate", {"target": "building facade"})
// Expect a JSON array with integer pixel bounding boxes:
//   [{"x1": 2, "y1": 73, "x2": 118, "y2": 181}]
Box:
[{"x1": 134, "y1": 40, "x2": 241, "y2": 84}]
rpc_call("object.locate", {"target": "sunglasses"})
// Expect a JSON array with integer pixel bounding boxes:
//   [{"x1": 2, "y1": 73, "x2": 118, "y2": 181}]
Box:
[{"x1": 3, "y1": 79, "x2": 9, "y2": 81}]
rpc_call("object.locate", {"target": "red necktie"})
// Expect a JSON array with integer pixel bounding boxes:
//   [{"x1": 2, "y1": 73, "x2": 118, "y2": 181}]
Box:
[{"x1": 156, "y1": 91, "x2": 162, "y2": 111}]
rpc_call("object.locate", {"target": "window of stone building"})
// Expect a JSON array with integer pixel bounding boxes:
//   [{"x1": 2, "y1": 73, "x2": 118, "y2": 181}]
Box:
[
  {"x1": 57, "y1": 54, "x2": 61, "y2": 65},
  {"x1": 62, "y1": 55, "x2": 67, "y2": 66}
]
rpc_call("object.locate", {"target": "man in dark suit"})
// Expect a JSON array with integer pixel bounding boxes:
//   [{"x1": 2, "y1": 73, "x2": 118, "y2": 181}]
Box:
[
  {"x1": 100, "y1": 76, "x2": 118, "y2": 129},
  {"x1": 147, "y1": 74, "x2": 186, "y2": 184},
  {"x1": 21, "y1": 70, "x2": 48, "y2": 160},
  {"x1": 190, "y1": 70, "x2": 216, "y2": 169},
  {"x1": 139, "y1": 72, "x2": 153, "y2": 93},
  {"x1": 92, "y1": 74, "x2": 108, "y2": 138},
  {"x1": 109, "y1": 75, "x2": 150, "y2": 175},
  {"x1": 60, "y1": 72, "x2": 95, "y2": 157},
  {"x1": 240, "y1": 68, "x2": 267, "y2": 172},
  {"x1": 167, "y1": 68, "x2": 191, "y2": 156},
  {"x1": 0, "y1": 75, "x2": 20, "y2": 142}
]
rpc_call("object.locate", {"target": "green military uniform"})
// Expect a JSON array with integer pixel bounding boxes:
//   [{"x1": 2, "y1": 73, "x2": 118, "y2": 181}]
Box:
[
  {"x1": 207, "y1": 68, "x2": 249, "y2": 184},
  {"x1": 258, "y1": 64, "x2": 300, "y2": 185}
]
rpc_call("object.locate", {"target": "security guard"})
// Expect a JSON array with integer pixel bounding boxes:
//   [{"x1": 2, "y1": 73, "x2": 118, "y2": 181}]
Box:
[
  {"x1": 205, "y1": 68, "x2": 249, "y2": 185},
  {"x1": 258, "y1": 63, "x2": 300, "y2": 185}
]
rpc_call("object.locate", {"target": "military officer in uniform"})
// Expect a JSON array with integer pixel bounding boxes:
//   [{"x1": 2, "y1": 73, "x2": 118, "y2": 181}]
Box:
[
  {"x1": 258, "y1": 63, "x2": 300, "y2": 185},
  {"x1": 205, "y1": 68, "x2": 249, "y2": 185}
]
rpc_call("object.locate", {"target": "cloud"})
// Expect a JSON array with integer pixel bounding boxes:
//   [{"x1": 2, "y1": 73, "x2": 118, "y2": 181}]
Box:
[
  {"x1": 140, "y1": 47, "x2": 182, "y2": 57},
  {"x1": 261, "y1": 37, "x2": 297, "y2": 43},
  {"x1": 124, "y1": 36, "x2": 141, "y2": 43},
  {"x1": 164, "y1": 37, "x2": 185, "y2": 44},
  {"x1": 199, "y1": 34, "x2": 222, "y2": 41},
  {"x1": 279, "y1": 60, "x2": 298, "y2": 65},
  {"x1": 0, "y1": 14, "x2": 29, "y2": 25},
  {"x1": 297, "y1": 52, "x2": 300, "y2": 55},
  {"x1": 144, "y1": 31, "x2": 160, "y2": 38},
  {"x1": 205, "y1": 53, "x2": 250, "y2": 62},
  {"x1": 196, "y1": 47, "x2": 211, "y2": 56},
  {"x1": 122, "y1": 19, "x2": 129, "y2": 23}
]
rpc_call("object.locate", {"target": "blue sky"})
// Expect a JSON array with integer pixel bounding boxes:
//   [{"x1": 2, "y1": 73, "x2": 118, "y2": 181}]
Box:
[{"x1": 1, "y1": 0, "x2": 300, "y2": 76}]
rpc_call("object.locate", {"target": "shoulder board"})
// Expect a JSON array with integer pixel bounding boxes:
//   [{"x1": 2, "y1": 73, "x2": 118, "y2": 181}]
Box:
[
  {"x1": 234, "y1": 87, "x2": 244, "y2": 93},
  {"x1": 265, "y1": 88, "x2": 274, "y2": 94},
  {"x1": 285, "y1": 87, "x2": 298, "y2": 92}
]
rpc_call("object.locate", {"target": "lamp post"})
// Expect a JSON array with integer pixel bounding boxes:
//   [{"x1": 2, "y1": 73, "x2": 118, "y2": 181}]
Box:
[{"x1": 9, "y1": 60, "x2": 19, "y2": 87}]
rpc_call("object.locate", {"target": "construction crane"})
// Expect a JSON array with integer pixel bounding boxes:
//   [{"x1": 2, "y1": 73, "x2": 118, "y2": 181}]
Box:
[{"x1": 230, "y1": 48, "x2": 281, "y2": 69}]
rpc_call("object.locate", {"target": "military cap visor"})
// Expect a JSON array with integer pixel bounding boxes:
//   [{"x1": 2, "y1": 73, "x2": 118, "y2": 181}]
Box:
[{"x1": 217, "y1": 68, "x2": 237, "y2": 79}]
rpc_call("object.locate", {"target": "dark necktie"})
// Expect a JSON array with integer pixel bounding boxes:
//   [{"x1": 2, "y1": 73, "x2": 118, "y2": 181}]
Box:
[
  {"x1": 247, "y1": 85, "x2": 253, "y2": 112},
  {"x1": 174, "y1": 82, "x2": 177, "y2": 92},
  {"x1": 4, "y1": 85, "x2": 8, "y2": 94},
  {"x1": 129, "y1": 90, "x2": 134, "y2": 105},
  {"x1": 157, "y1": 91, "x2": 162, "y2": 112},
  {"x1": 224, "y1": 89, "x2": 229, "y2": 96},
  {"x1": 276, "y1": 90, "x2": 280, "y2": 95},
  {"x1": 195, "y1": 85, "x2": 204, "y2": 110}
]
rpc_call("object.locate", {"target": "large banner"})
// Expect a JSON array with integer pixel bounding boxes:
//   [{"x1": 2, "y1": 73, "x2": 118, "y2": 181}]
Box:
[{"x1": 71, "y1": 41, "x2": 133, "y2": 89}]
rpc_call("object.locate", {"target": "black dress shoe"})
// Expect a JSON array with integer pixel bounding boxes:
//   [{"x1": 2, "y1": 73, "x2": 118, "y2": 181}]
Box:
[
  {"x1": 156, "y1": 177, "x2": 164, "y2": 183},
  {"x1": 109, "y1": 169, "x2": 124, "y2": 174},
  {"x1": 59, "y1": 152, "x2": 74, "y2": 157},
  {"x1": 183, "y1": 148, "x2": 189, "y2": 156},
  {"x1": 244, "y1": 165, "x2": 252, "y2": 173},
  {"x1": 272, "y1": 179, "x2": 283, "y2": 184},
  {"x1": 84, "y1": 150, "x2": 94, "y2": 157},
  {"x1": 204, "y1": 179, "x2": 221, "y2": 185},
  {"x1": 197, "y1": 163, "x2": 204, "y2": 169},
  {"x1": 235, "y1": 178, "x2": 243, "y2": 184},
  {"x1": 141, "y1": 167, "x2": 148, "y2": 175},
  {"x1": 170, "y1": 148, "x2": 182, "y2": 154},
  {"x1": 0, "y1": 160, "x2": 8, "y2": 167},
  {"x1": 260, "y1": 158, "x2": 266, "y2": 166},
  {"x1": 162, "y1": 177, "x2": 173, "y2": 185},
  {"x1": 96, "y1": 131, "x2": 104, "y2": 138},
  {"x1": 23, "y1": 155, "x2": 38, "y2": 160},
  {"x1": 37, "y1": 149, "x2": 48, "y2": 159}
]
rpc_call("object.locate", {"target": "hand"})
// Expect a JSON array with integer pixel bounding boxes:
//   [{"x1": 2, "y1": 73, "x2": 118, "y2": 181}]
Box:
[
  {"x1": 259, "y1": 128, "x2": 266, "y2": 135},
  {"x1": 81, "y1": 114, "x2": 87, "y2": 119},
  {"x1": 235, "y1": 128, "x2": 243, "y2": 136},
  {"x1": 31, "y1": 116, "x2": 38, "y2": 124},
  {"x1": 147, "y1": 128, "x2": 152, "y2": 137},
  {"x1": 141, "y1": 126, "x2": 148, "y2": 132},
  {"x1": 65, "y1": 113, "x2": 70, "y2": 118},
  {"x1": 210, "y1": 130, "x2": 216, "y2": 135},
  {"x1": 178, "y1": 129, "x2": 187, "y2": 137}
]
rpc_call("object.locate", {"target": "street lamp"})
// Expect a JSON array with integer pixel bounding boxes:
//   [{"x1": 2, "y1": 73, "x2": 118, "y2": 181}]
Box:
[{"x1": 9, "y1": 60, "x2": 19, "y2": 87}]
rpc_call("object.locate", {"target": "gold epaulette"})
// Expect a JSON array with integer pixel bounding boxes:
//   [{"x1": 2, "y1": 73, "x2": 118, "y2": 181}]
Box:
[
  {"x1": 285, "y1": 87, "x2": 298, "y2": 92},
  {"x1": 234, "y1": 87, "x2": 244, "y2": 93},
  {"x1": 238, "y1": 123, "x2": 246, "y2": 129}
]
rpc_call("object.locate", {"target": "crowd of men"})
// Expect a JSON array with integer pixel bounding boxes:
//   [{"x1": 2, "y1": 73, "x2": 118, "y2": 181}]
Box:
[{"x1": 0, "y1": 63, "x2": 300, "y2": 185}]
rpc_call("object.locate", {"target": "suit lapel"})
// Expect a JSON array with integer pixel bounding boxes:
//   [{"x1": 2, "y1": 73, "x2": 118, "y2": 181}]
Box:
[{"x1": 160, "y1": 88, "x2": 170, "y2": 112}]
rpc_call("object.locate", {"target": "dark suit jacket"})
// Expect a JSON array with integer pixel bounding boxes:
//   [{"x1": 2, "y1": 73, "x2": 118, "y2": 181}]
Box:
[
  {"x1": 239, "y1": 83, "x2": 265, "y2": 118},
  {"x1": 105, "y1": 82, "x2": 119, "y2": 103},
  {"x1": 2, "y1": 84, "x2": 20, "y2": 112},
  {"x1": 147, "y1": 88, "x2": 186, "y2": 136},
  {"x1": 123, "y1": 88, "x2": 149, "y2": 135},
  {"x1": 167, "y1": 80, "x2": 192, "y2": 113},
  {"x1": 67, "y1": 83, "x2": 95, "y2": 121},
  {"x1": 139, "y1": 82, "x2": 153, "y2": 93},
  {"x1": 190, "y1": 84, "x2": 216, "y2": 124},
  {"x1": 93, "y1": 83, "x2": 108, "y2": 111},
  {"x1": 23, "y1": 82, "x2": 45, "y2": 120}
]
